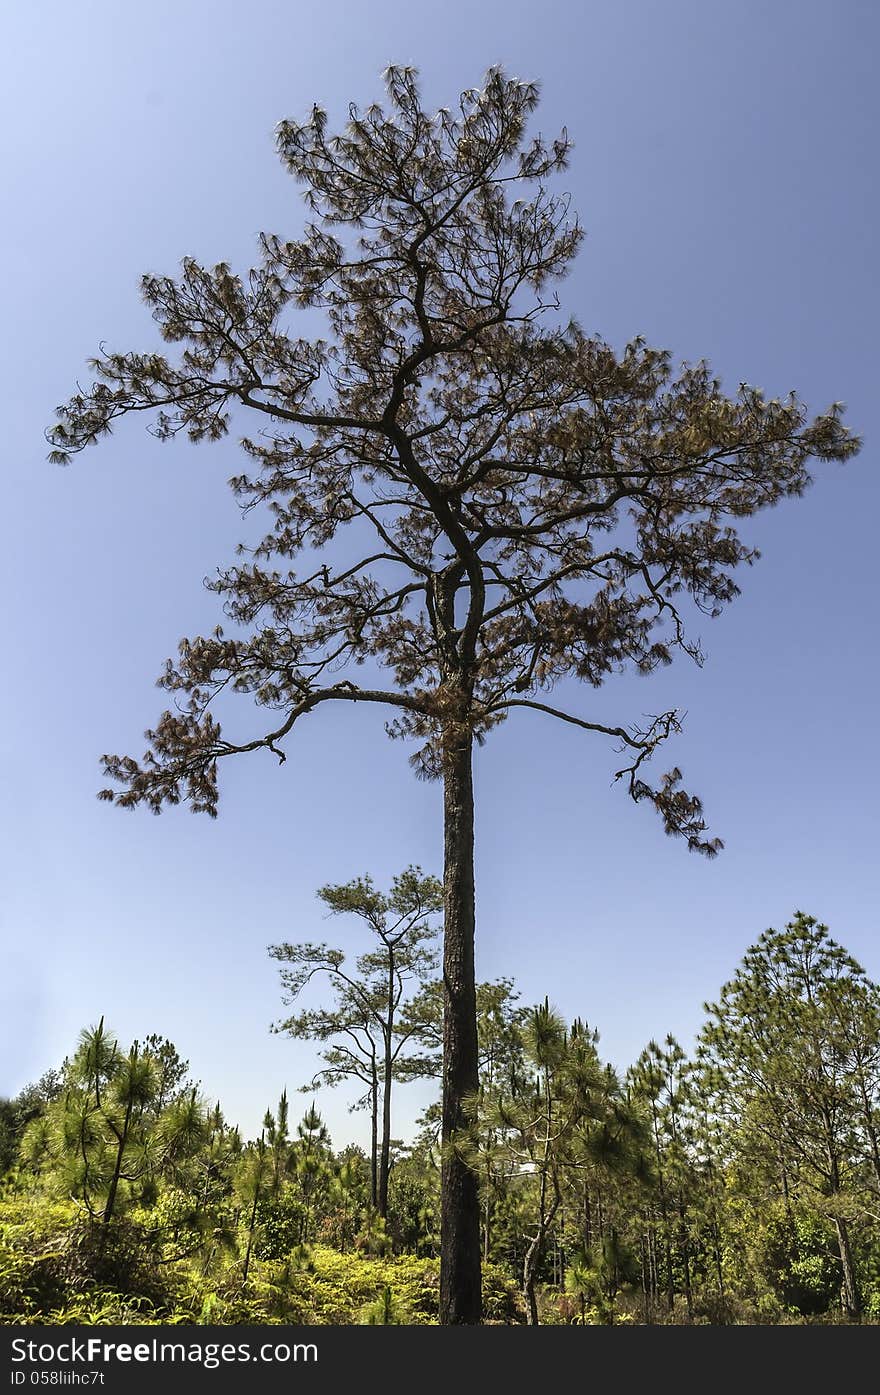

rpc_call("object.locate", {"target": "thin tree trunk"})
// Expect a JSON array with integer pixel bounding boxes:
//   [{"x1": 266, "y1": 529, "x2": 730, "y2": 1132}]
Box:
[
  {"x1": 780, "y1": 1146, "x2": 792, "y2": 1218},
  {"x1": 524, "y1": 1182, "x2": 552, "y2": 1322},
  {"x1": 704, "y1": 1148, "x2": 726, "y2": 1308},
  {"x1": 827, "y1": 1145, "x2": 861, "y2": 1322},
  {"x1": 558, "y1": 1204, "x2": 566, "y2": 1292},
  {"x1": 242, "y1": 1180, "x2": 261, "y2": 1284},
  {"x1": 650, "y1": 1104, "x2": 675, "y2": 1315},
  {"x1": 678, "y1": 1203, "x2": 694, "y2": 1323},
  {"x1": 483, "y1": 1163, "x2": 491, "y2": 1263},
  {"x1": 439, "y1": 726, "x2": 482, "y2": 1325},
  {"x1": 102, "y1": 1098, "x2": 133, "y2": 1226},
  {"x1": 834, "y1": 1214, "x2": 861, "y2": 1322},
  {"x1": 712, "y1": 1220, "x2": 725, "y2": 1306},
  {"x1": 523, "y1": 1229, "x2": 544, "y2": 1326},
  {"x1": 523, "y1": 1073, "x2": 556, "y2": 1327},
  {"x1": 640, "y1": 1226, "x2": 651, "y2": 1324},
  {"x1": 605, "y1": 1224, "x2": 620, "y2": 1324},
  {"x1": 523, "y1": 1200, "x2": 560, "y2": 1326},
  {"x1": 855, "y1": 1069, "x2": 880, "y2": 1196},
  {"x1": 648, "y1": 1222, "x2": 658, "y2": 1306}
]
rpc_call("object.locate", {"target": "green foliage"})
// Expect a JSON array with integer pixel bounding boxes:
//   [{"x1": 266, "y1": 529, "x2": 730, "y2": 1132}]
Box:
[
  {"x1": 1, "y1": 1074, "x2": 63, "y2": 1177},
  {"x1": 254, "y1": 1191, "x2": 306, "y2": 1262},
  {"x1": 701, "y1": 913, "x2": 880, "y2": 1320},
  {"x1": 56, "y1": 1217, "x2": 171, "y2": 1305},
  {"x1": 200, "y1": 1249, "x2": 516, "y2": 1325},
  {"x1": 23, "y1": 1022, "x2": 213, "y2": 1228},
  {"x1": 387, "y1": 1160, "x2": 438, "y2": 1255},
  {"x1": 0, "y1": 1199, "x2": 173, "y2": 1321},
  {"x1": 0, "y1": 1205, "x2": 68, "y2": 1320},
  {"x1": 0, "y1": 1178, "x2": 521, "y2": 1325},
  {"x1": 359, "y1": 1284, "x2": 407, "y2": 1324},
  {"x1": 750, "y1": 1207, "x2": 842, "y2": 1317},
  {"x1": 5, "y1": 921, "x2": 880, "y2": 1329}
]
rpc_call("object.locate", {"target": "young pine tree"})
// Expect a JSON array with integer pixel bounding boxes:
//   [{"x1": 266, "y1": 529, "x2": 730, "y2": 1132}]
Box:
[{"x1": 270, "y1": 867, "x2": 441, "y2": 1218}]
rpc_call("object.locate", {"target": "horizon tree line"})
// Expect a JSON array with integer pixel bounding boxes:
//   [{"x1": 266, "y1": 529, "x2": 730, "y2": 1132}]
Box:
[{"x1": 4, "y1": 908, "x2": 879, "y2": 1324}]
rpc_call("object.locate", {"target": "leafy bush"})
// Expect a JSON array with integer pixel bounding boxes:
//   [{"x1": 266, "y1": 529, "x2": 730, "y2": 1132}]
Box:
[
  {"x1": 0, "y1": 1197, "x2": 177, "y2": 1320},
  {"x1": 58, "y1": 1217, "x2": 172, "y2": 1305},
  {"x1": 0, "y1": 1196, "x2": 75, "y2": 1319},
  {"x1": 253, "y1": 1192, "x2": 307, "y2": 1262},
  {"x1": 752, "y1": 1208, "x2": 841, "y2": 1317}
]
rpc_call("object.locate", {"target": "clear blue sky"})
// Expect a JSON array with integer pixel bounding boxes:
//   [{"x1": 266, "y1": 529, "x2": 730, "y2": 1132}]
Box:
[{"x1": 2, "y1": 0, "x2": 877, "y2": 1145}]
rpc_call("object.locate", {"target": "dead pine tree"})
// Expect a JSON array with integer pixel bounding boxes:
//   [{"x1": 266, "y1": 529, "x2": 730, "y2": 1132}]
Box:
[{"x1": 49, "y1": 67, "x2": 859, "y2": 1322}]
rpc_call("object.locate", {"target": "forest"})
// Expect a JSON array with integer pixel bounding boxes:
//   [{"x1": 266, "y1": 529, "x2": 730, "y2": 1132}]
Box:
[{"x1": 2, "y1": 899, "x2": 879, "y2": 1325}]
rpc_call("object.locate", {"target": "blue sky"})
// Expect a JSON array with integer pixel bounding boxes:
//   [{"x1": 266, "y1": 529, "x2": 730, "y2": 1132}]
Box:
[{"x1": 2, "y1": 0, "x2": 877, "y2": 1145}]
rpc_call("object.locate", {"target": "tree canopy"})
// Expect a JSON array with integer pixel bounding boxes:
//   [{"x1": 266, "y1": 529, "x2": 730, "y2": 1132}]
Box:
[{"x1": 47, "y1": 65, "x2": 857, "y2": 836}]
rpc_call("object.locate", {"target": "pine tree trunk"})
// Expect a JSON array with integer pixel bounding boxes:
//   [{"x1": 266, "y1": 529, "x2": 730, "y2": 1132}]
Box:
[
  {"x1": 370, "y1": 1064, "x2": 378, "y2": 1210},
  {"x1": 438, "y1": 726, "x2": 482, "y2": 1325},
  {"x1": 856, "y1": 1073, "x2": 880, "y2": 1196},
  {"x1": 242, "y1": 1180, "x2": 261, "y2": 1284},
  {"x1": 712, "y1": 1220, "x2": 725, "y2": 1306},
  {"x1": 678, "y1": 1204, "x2": 694, "y2": 1322},
  {"x1": 102, "y1": 1098, "x2": 133, "y2": 1226},
  {"x1": 522, "y1": 1230, "x2": 543, "y2": 1326},
  {"x1": 640, "y1": 1227, "x2": 651, "y2": 1324},
  {"x1": 650, "y1": 1104, "x2": 676, "y2": 1315},
  {"x1": 834, "y1": 1215, "x2": 861, "y2": 1322},
  {"x1": 558, "y1": 1205, "x2": 567, "y2": 1292},
  {"x1": 827, "y1": 1146, "x2": 861, "y2": 1322},
  {"x1": 378, "y1": 983, "x2": 394, "y2": 1217}
]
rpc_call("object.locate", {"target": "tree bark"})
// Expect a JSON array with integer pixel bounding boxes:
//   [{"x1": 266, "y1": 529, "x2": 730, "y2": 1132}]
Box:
[
  {"x1": 678, "y1": 1204, "x2": 694, "y2": 1323},
  {"x1": 855, "y1": 1068, "x2": 880, "y2": 1197},
  {"x1": 369, "y1": 1062, "x2": 378, "y2": 1210},
  {"x1": 522, "y1": 1230, "x2": 544, "y2": 1326},
  {"x1": 378, "y1": 960, "x2": 394, "y2": 1218},
  {"x1": 102, "y1": 1098, "x2": 133, "y2": 1226},
  {"x1": 522, "y1": 1200, "x2": 561, "y2": 1325},
  {"x1": 640, "y1": 1231, "x2": 651, "y2": 1324},
  {"x1": 650, "y1": 1102, "x2": 676, "y2": 1314},
  {"x1": 242, "y1": 1176, "x2": 261, "y2": 1284},
  {"x1": 834, "y1": 1215, "x2": 861, "y2": 1322},
  {"x1": 439, "y1": 726, "x2": 482, "y2": 1325},
  {"x1": 827, "y1": 1146, "x2": 861, "y2": 1322}
]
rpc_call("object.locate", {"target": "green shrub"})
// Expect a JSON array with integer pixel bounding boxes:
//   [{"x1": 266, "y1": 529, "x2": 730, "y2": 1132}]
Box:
[
  {"x1": 753, "y1": 1208, "x2": 841, "y2": 1317},
  {"x1": 186, "y1": 1248, "x2": 521, "y2": 1325},
  {"x1": 1, "y1": 1193, "x2": 522, "y2": 1325}
]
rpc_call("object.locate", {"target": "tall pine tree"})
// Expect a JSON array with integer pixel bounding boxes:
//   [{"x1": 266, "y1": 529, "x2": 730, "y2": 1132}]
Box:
[{"x1": 49, "y1": 68, "x2": 859, "y2": 1321}]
